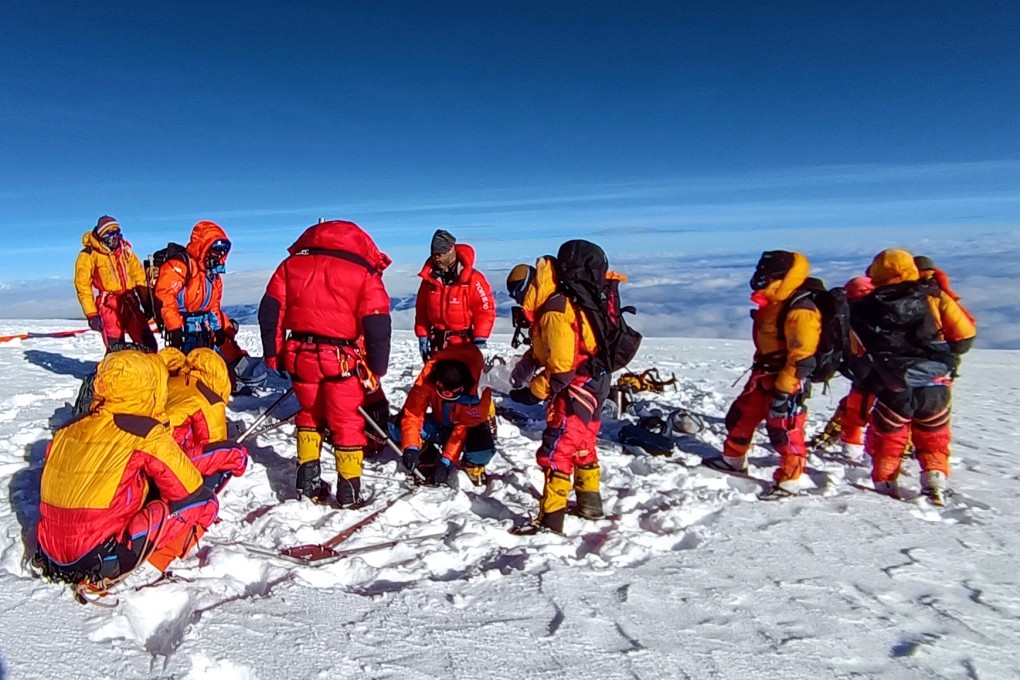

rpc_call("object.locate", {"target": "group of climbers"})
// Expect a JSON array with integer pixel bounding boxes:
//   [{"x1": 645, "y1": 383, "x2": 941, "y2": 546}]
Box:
[
  {"x1": 716, "y1": 248, "x2": 976, "y2": 503},
  {"x1": 39, "y1": 213, "x2": 980, "y2": 601}
]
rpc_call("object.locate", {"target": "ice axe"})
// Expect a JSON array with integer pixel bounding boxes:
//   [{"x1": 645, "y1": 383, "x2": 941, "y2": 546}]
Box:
[
  {"x1": 278, "y1": 488, "x2": 416, "y2": 562},
  {"x1": 238, "y1": 387, "x2": 295, "y2": 444},
  {"x1": 358, "y1": 405, "x2": 427, "y2": 482}
]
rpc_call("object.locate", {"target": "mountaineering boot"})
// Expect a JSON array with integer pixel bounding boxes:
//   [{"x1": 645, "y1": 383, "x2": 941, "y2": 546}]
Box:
[
  {"x1": 920, "y1": 470, "x2": 947, "y2": 506},
  {"x1": 537, "y1": 470, "x2": 572, "y2": 533},
  {"x1": 759, "y1": 476, "x2": 800, "y2": 501},
  {"x1": 841, "y1": 442, "x2": 865, "y2": 461},
  {"x1": 296, "y1": 460, "x2": 331, "y2": 504},
  {"x1": 573, "y1": 462, "x2": 604, "y2": 519},
  {"x1": 722, "y1": 454, "x2": 748, "y2": 473},
  {"x1": 106, "y1": 559, "x2": 164, "y2": 594},
  {"x1": 296, "y1": 428, "x2": 332, "y2": 503},
  {"x1": 334, "y1": 447, "x2": 364, "y2": 507},
  {"x1": 873, "y1": 479, "x2": 901, "y2": 499},
  {"x1": 463, "y1": 463, "x2": 486, "y2": 487}
]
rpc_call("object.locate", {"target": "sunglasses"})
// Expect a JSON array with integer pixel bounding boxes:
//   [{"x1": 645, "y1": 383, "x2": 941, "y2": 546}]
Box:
[
  {"x1": 436, "y1": 383, "x2": 465, "y2": 401},
  {"x1": 101, "y1": 230, "x2": 122, "y2": 246}
]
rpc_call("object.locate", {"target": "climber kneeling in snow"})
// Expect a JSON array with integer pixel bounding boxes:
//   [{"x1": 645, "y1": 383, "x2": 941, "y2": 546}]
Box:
[
  {"x1": 850, "y1": 249, "x2": 976, "y2": 504},
  {"x1": 163, "y1": 347, "x2": 248, "y2": 492},
  {"x1": 35, "y1": 350, "x2": 221, "y2": 597},
  {"x1": 719, "y1": 250, "x2": 822, "y2": 498},
  {"x1": 396, "y1": 343, "x2": 496, "y2": 488}
]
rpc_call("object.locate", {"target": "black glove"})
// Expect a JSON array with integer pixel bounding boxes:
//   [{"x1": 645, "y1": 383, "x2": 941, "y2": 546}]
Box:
[
  {"x1": 87, "y1": 315, "x2": 103, "y2": 332},
  {"x1": 509, "y1": 386, "x2": 542, "y2": 406},
  {"x1": 213, "y1": 328, "x2": 227, "y2": 347},
  {"x1": 402, "y1": 447, "x2": 421, "y2": 474},
  {"x1": 432, "y1": 457, "x2": 455, "y2": 488},
  {"x1": 768, "y1": 392, "x2": 797, "y2": 421},
  {"x1": 167, "y1": 328, "x2": 185, "y2": 349},
  {"x1": 418, "y1": 336, "x2": 431, "y2": 363}
]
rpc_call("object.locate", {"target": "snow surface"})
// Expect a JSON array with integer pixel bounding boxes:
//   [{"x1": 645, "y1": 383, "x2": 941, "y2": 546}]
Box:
[{"x1": 0, "y1": 321, "x2": 1018, "y2": 679}]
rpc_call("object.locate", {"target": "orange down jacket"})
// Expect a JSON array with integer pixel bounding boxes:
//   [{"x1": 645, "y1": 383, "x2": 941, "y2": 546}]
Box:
[
  {"x1": 155, "y1": 221, "x2": 230, "y2": 332},
  {"x1": 400, "y1": 343, "x2": 493, "y2": 462}
]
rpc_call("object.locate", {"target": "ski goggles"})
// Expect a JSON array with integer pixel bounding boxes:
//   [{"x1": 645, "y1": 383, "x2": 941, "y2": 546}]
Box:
[
  {"x1": 100, "y1": 229, "x2": 122, "y2": 249},
  {"x1": 436, "y1": 382, "x2": 466, "y2": 401},
  {"x1": 209, "y1": 239, "x2": 231, "y2": 257}
]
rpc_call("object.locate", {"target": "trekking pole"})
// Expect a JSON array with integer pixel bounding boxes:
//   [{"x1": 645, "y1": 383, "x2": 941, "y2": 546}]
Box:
[
  {"x1": 238, "y1": 387, "x2": 295, "y2": 444},
  {"x1": 244, "y1": 407, "x2": 300, "y2": 442},
  {"x1": 358, "y1": 405, "x2": 427, "y2": 482}
]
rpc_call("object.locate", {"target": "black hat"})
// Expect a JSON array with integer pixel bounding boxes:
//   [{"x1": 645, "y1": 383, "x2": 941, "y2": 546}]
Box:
[
  {"x1": 750, "y1": 250, "x2": 795, "y2": 290},
  {"x1": 430, "y1": 229, "x2": 456, "y2": 256},
  {"x1": 914, "y1": 255, "x2": 936, "y2": 271},
  {"x1": 429, "y1": 359, "x2": 472, "y2": 399}
]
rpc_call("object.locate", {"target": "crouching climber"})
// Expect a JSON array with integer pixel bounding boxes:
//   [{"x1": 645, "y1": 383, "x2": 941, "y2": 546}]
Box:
[
  {"x1": 396, "y1": 343, "x2": 496, "y2": 488},
  {"x1": 34, "y1": 351, "x2": 222, "y2": 600}
]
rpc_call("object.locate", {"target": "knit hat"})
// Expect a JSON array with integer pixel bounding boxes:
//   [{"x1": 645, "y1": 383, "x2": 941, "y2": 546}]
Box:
[
  {"x1": 94, "y1": 216, "x2": 121, "y2": 237},
  {"x1": 430, "y1": 229, "x2": 456, "y2": 255},
  {"x1": 913, "y1": 255, "x2": 936, "y2": 271}
]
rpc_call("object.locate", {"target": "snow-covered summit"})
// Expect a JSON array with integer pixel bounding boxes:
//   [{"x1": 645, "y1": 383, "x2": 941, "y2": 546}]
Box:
[{"x1": 0, "y1": 321, "x2": 1017, "y2": 679}]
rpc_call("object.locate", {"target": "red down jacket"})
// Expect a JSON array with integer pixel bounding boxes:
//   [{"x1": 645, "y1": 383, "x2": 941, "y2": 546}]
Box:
[
  {"x1": 414, "y1": 243, "x2": 495, "y2": 341},
  {"x1": 258, "y1": 220, "x2": 392, "y2": 376}
]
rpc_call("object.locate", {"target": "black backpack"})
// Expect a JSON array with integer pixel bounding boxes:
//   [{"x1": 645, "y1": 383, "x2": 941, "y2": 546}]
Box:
[
  {"x1": 849, "y1": 280, "x2": 955, "y2": 392},
  {"x1": 555, "y1": 240, "x2": 642, "y2": 376},
  {"x1": 144, "y1": 243, "x2": 190, "y2": 331},
  {"x1": 778, "y1": 278, "x2": 852, "y2": 385}
]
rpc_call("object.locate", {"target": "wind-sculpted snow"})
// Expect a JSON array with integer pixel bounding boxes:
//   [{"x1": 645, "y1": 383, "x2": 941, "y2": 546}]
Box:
[{"x1": 0, "y1": 321, "x2": 1017, "y2": 678}]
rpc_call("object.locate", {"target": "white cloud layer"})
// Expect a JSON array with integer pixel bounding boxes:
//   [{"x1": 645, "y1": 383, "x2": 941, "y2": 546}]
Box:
[{"x1": 2, "y1": 236, "x2": 1016, "y2": 348}]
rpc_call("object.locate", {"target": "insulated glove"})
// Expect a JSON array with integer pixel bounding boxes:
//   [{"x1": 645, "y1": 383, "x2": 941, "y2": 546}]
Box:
[
  {"x1": 432, "y1": 457, "x2": 454, "y2": 488},
  {"x1": 473, "y1": 338, "x2": 487, "y2": 348},
  {"x1": 768, "y1": 392, "x2": 797, "y2": 421},
  {"x1": 418, "y1": 336, "x2": 431, "y2": 362},
  {"x1": 402, "y1": 446, "x2": 421, "y2": 474},
  {"x1": 509, "y1": 386, "x2": 542, "y2": 406},
  {"x1": 167, "y1": 328, "x2": 185, "y2": 350},
  {"x1": 213, "y1": 328, "x2": 227, "y2": 347},
  {"x1": 86, "y1": 315, "x2": 103, "y2": 332}
]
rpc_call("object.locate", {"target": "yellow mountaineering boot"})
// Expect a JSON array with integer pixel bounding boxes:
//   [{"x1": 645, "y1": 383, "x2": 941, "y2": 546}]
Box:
[
  {"x1": 334, "y1": 447, "x2": 364, "y2": 507},
  {"x1": 573, "y1": 462, "x2": 604, "y2": 519},
  {"x1": 296, "y1": 427, "x2": 330, "y2": 504},
  {"x1": 537, "y1": 470, "x2": 572, "y2": 533}
]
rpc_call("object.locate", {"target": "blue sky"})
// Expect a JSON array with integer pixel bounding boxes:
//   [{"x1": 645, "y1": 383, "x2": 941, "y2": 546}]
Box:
[{"x1": 1, "y1": 1, "x2": 1018, "y2": 337}]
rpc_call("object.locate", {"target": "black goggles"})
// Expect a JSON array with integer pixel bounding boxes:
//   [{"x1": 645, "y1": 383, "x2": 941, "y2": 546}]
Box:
[
  {"x1": 436, "y1": 382, "x2": 466, "y2": 401},
  {"x1": 209, "y1": 239, "x2": 231, "y2": 256}
]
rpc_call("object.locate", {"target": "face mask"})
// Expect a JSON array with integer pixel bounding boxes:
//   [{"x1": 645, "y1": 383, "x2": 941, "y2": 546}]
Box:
[{"x1": 101, "y1": 230, "x2": 122, "y2": 250}]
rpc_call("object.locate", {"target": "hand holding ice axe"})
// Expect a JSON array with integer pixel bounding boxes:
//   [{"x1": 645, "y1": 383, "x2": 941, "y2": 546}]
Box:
[{"x1": 359, "y1": 405, "x2": 427, "y2": 482}]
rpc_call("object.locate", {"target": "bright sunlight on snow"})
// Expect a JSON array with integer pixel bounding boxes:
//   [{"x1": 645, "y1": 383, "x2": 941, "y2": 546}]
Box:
[{"x1": 0, "y1": 322, "x2": 1018, "y2": 679}]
